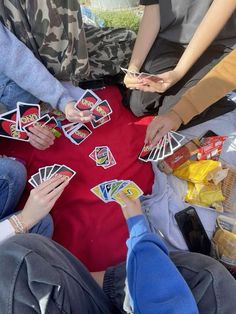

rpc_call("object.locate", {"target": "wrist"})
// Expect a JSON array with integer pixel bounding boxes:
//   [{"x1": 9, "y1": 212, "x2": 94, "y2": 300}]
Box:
[
  {"x1": 19, "y1": 212, "x2": 36, "y2": 231},
  {"x1": 128, "y1": 63, "x2": 140, "y2": 72},
  {"x1": 170, "y1": 110, "x2": 183, "y2": 126},
  {"x1": 9, "y1": 214, "x2": 28, "y2": 234}
]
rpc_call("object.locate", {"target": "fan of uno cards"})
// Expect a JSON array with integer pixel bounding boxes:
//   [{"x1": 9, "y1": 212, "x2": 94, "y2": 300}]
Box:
[
  {"x1": 28, "y1": 164, "x2": 76, "y2": 187},
  {"x1": 139, "y1": 131, "x2": 185, "y2": 162},
  {"x1": 91, "y1": 179, "x2": 143, "y2": 206}
]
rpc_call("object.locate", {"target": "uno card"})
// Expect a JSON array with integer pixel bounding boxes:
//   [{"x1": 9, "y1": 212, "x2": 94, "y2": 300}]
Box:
[
  {"x1": 0, "y1": 119, "x2": 29, "y2": 141},
  {"x1": 39, "y1": 167, "x2": 46, "y2": 182},
  {"x1": 138, "y1": 144, "x2": 153, "y2": 162},
  {"x1": 28, "y1": 178, "x2": 37, "y2": 188},
  {"x1": 92, "y1": 100, "x2": 112, "y2": 122},
  {"x1": 47, "y1": 164, "x2": 62, "y2": 179},
  {"x1": 91, "y1": 185, "x2": 105, "y2": 202},
  {"x1": 0, "y1": 109, "x2": 17, "y2": 122},
  {"x1": 53, "y1": 165, "x2": 76, "y2": 181},
  {"x1": 141, "y1": 74, "x2": 163, "y2": 83},
  {"x1": 74, "y1": 90, "x2": 100, "y2": 112},
  {"x1": 89, "y1": 149, "x2": 96, "y2": 162},
  {"x1": 148, "y1": 139, "x2": 162, "y2": 161},
  {"x1": 44, "y1": 165, "x2": 54, "y2": 180},
  {"x1": 31, "y1": 172, "x2": 41, "y2": 186},
  {"x1": 69, "y1": 124, "x2": 92, "y2": 145},
  {"x1": 43, "y1": 117, "x2": 58, "y2": 130},
  {"x1": 90, "y1": 115, "x2": 111, "y2": 129},
  {"x1": 103, "y1": 151, "x2": 116, "y2": 169},
  {"x1": 170, "y1": 131, "x2": 185, "y2": 143},
  {"x1": 163, "y1": 134, "x2": 173, "y2": 158},
  {"x1": 17, "y1": 102, "x2": 40, "y2": 130},
  {"x1": 23, "y1": 114, "x2": 51, "y2": 132},
  {"x1": 113, "y1": 181, "x2": 143, "y2": 206},
  {"x1": 169, "y1": 132, "x2": 181, "y2": 150},
  {"x1": 95, "y1": 146, "x2": 110, "y2": 166}
]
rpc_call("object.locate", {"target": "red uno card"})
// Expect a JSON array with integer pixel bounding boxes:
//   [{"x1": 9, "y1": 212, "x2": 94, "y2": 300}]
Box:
[
  {"x1": 17, "y1": 102, "x2": 40, "y2": 130},
  {"x1": 53, "y1": 165, "x2": 76, "y2": 181},
  {"x1": 0, "y1": 109, "x2": 17, "y2": 122},
  {"x1": 138, "y1": 144, "x2": 153, "y2": 162},
  {"x1": 0, "y1": 119, "x2": 29, "y2": 141},
  {"x1": 74, "y1": 90, "x2": 100, "y2": 112},
  {"x1": 90, "y1": 115, "x2": 111, "y2": 129},
  {"x1": 92, "y1": 100, "x2": 112, "y2": 122},
  {"x1": 69, "y1": 124, "x2": 92, "y2": 145},
  {"x1": 23, "y1": 114, "x2": 51, "y2": 132}
]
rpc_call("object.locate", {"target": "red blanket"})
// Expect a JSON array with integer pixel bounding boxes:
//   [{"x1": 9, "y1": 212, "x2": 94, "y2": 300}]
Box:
[{"x1": 0, "y1": 86, "x2": 154, "y2": 271}]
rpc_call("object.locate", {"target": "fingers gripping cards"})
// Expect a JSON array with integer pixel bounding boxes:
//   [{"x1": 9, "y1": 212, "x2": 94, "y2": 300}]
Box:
[
  {"x1": 0, "y1": 102, "x2": 60, "y2": 142},
  {"x1": 91, "y1": 179, "x2": 143, "y2": 206},
  {"x1": 139, "y1": 131, "x2": 185, "y2": 162},
  {"x1": 28, "y1": 164, "x2": 76, "y2": 187}
]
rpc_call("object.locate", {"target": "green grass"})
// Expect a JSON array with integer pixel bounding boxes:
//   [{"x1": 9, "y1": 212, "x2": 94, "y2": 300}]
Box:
[{"x1": 94, "y1": 9, "x2": 141, "y2": 32}]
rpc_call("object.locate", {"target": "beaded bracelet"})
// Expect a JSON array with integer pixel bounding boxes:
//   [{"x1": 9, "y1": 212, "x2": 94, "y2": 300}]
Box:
[{"x1": 9, "y1": 215, "x2": 27, "y2": 234}]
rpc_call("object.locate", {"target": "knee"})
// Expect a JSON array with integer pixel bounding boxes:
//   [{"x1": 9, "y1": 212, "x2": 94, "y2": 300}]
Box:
[{"x1": 0, "y1": 158, "x2": 27, "y2": 190}]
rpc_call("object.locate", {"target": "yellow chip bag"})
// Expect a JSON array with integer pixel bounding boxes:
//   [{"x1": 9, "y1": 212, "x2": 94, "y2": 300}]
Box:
[{"x1": 173, "y1": 160, "x2": 221, "y2": 184}]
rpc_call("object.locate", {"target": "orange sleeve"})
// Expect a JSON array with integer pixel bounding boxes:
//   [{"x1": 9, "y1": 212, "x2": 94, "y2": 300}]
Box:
[{"x1": 172, "y1": 50, "x2": 236, "y2": 124}]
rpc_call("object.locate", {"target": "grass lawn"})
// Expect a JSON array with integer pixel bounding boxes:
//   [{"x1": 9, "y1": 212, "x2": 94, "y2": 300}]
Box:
[{"x1": 80, "y1": 1, "x2": 143, "y2": 32}]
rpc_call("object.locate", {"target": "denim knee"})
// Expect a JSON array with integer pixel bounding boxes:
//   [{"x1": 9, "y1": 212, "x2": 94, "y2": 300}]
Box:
[{"x1": 0, "y1": 158, "x2": 27, "y2": 218}]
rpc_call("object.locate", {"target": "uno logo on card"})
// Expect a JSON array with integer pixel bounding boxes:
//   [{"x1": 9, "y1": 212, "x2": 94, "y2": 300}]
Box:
[
  {"x1": 78, "y1": 97, "x2": 96, "y2": 110},
  {"x1": 94, "y1": 106, "x2": 107, "y2": 117},
  {"x1": 21, "y1": 113, "x2": 38, "y2": 125},
  {"x1": 74, "y1": 129, "x2": 90, "y2": 139},
  {"x1": 140, "y1": 145, "x2": 152, "y2": 157}
]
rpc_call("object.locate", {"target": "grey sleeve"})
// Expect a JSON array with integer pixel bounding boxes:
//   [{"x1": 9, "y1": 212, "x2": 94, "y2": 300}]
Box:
[{"x1": 0, "y1": 23, "x2": 74, "y2": 112}]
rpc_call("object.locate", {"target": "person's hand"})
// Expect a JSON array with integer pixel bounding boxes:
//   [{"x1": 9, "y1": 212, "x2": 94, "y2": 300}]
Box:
[
  {"x1": 27, "y1": 125, "x2": 55, "y2": 150},
  {"x1": 65, "y1": 102, "x2": 93, "y2": 123},
  {"x1": 118, "y1": 191, "x2": 142, "y2": 220},
  {"x1": 123, "y1": 65, "x2": 145, "y2": 90},
  {"x1": 140, "y1": 69, "x2": 182, "y2": 93},
  {"x1": 145, "y1": 111, "x2": 182, "y2": 146},
  {"x1": 19, "y1": 175, "x2": 69, "y2": 230}
]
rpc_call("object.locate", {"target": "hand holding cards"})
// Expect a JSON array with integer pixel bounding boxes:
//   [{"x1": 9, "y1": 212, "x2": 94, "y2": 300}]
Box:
[
  {"x1": 91, "y1": 179, "x2": 143, "y2": 207},
  {"x1": 0, "y1": 102, "x2": 60, "y2": 142},
  {"x1": 62, "y1": 90, "x2": 112, "y2": 146},
  {"x1": 29, "y1": 164, "x2": 76, "y2": 187},
  {"x1": 139, "y1": 131, "x2": 185, "y2": 162},
  {"x1": 75, "y1": 90, "x2": 112, "y2": 128}
]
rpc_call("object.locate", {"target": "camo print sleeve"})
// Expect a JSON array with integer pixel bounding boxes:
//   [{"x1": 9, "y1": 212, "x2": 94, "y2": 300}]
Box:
[{"x1": 0, "y1": 0, "x2": 136, "y2": 83}]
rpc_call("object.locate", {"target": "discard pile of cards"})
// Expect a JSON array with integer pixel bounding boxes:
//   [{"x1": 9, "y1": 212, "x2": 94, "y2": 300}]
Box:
[
  {"x1": 62, "y1": 123, "x2": 92, "y2": 145},
  {"x1": 0, "y1": 102, "x2": 58, "y2": 141},
  {"x1": 89, "y1": 146, "x2": 116, "y2": 169},
  {"x1": 91, "y1": 179, "x2": 143, "y2": 206},
  {"x1": 139, "y1": 131, "x2": 185, "y2": 162},
  {"x1": 62, "y1": 90, "x2": 112, "y2": 145},
  {"x1": 28, "y1": 164, "x2": 76, "y2": 187},
  {"x1": 121, "y1": 67, "x2": 163, "y2": 84}
]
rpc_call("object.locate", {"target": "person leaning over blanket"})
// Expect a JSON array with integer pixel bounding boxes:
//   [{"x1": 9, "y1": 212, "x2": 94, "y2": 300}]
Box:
[
  {"x1": 0, "y1": 22, "x2": 94, "y2": 150},
  {"x1": 124, "y1": 0, "x2": 236, "y2": 126},
  {"x1": 0, "y1": 156, "x2": 69, "y2": 244},
  {"x1": 145, "y1": 48, "x2": 236, "y2": 145},
  {"x1": 0, "y1": 193, "x2": 236, "y2": 314}
]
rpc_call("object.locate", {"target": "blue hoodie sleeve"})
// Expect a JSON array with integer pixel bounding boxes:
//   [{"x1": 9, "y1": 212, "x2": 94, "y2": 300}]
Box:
[
  {"x1": 126, "y1": 215, "x2": 199, "y2": 314},
  {"x1": 0, "y1": 23, "x2": 74, "y2": 112}
]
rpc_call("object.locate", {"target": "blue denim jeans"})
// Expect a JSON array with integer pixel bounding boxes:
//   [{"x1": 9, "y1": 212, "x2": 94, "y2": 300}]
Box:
[
  {"x1": 0, "y1": 74, "x2": 38, "y2": 111},
  {"x1": 0, "y1": 158, "x2": 53, "y2": 237},
  {"x1": 0, "y1": 158, "x2": 27, "y2": 219}
]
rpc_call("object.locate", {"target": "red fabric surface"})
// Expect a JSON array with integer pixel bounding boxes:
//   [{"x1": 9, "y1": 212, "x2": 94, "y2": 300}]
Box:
[{"x1": 0, "y1": 86, "x2": 154, "y2": 271}]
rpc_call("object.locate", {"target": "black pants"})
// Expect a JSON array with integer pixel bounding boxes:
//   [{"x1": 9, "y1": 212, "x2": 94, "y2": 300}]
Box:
[{"x1": 127, "y1": 38, "x2": 236, "y2": 129}]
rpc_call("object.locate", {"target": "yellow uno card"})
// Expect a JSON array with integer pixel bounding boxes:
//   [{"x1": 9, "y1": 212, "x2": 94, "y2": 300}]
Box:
[
  {"x1": 91, "y1": 185, "x2": 104, "y2": 201},
  {"x1": 113, "y1": 181, "x2": 143, "y2": 207}
]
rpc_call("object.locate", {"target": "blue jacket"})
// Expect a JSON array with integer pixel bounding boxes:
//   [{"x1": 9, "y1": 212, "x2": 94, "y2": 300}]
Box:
[
  {"x1": 0, "y1": 23, "x2": 74, "y2": 111},
  {"x1": 126, "y1": 215, "x2": 199, "y2": 314}
]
